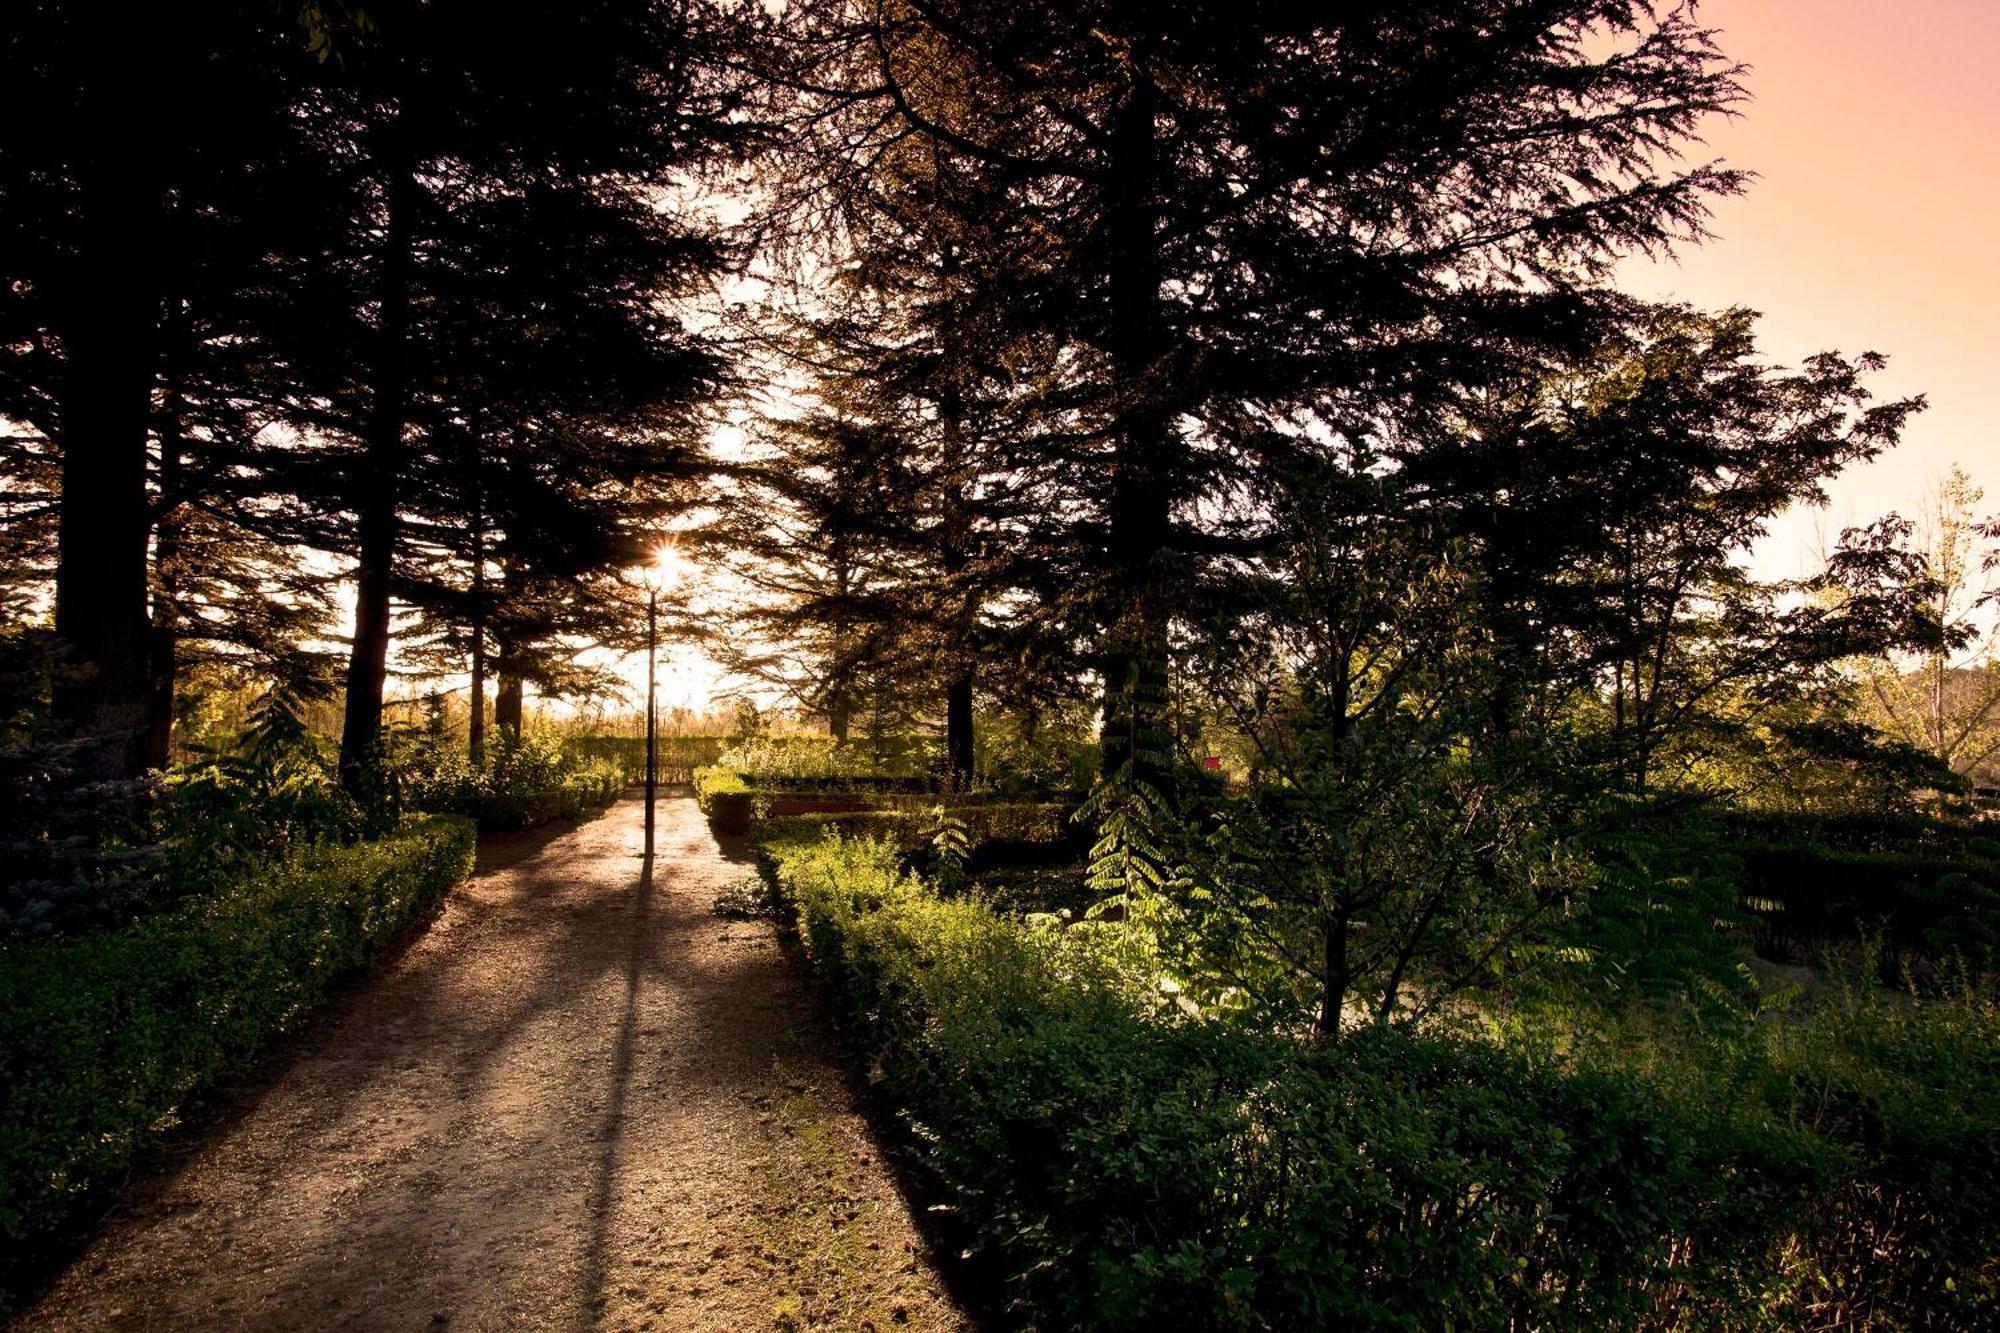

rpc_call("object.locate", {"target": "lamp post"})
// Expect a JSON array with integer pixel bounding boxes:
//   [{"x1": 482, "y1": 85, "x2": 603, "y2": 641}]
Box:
[
  {"x1": 640, "y1": 546, "x2": 677, "y2": 860},
  {"x1": 644, "y1": 582, "x2": 658, "y2": 858}
]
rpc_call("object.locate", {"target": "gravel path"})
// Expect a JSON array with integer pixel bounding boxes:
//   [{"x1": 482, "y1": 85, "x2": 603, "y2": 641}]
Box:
[{"x1": 17, "y1": 794, "x2": 969, "y2": 1333}]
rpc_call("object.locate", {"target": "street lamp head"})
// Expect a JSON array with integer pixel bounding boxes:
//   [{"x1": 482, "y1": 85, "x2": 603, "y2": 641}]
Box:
[{"x1": 640, "y1": 542, "x2": 681, "y2": 593}]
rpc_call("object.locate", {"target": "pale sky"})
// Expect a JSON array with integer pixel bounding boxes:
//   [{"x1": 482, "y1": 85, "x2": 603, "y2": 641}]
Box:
[{"x1": 1621, "y1": 0, "x2": 2000, "y2": 577}]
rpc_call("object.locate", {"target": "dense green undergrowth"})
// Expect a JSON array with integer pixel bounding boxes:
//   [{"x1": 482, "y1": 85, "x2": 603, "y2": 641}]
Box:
[
  {"x1": 0, "y1": 815, "x2": 475, "y2": 1299},
  {"x1": 1720, "y1": 811, "x2": 2000, "y2": 979},
  {"x1": 757, "y1": 816, "x2": 1999, "y2": 1331}
]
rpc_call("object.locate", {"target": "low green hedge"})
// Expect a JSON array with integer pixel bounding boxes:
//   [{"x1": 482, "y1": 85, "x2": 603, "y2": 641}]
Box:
[
  {"x1": 0, "y1": 815, "x2": 476, "y2": 1293},
  {"x1": 471, "y1": 762, "x2": 623, "y2": 832},
  {"x1": 564, "y1": 734, "x2": 727, "y2": 783},
  {"x1": 755, "y1": 802, "x2": 1072, "y2": 856},
  {"x1": 760, "y1": 827, "x2": 1999, "y2": 1330},
  {"x1": 716, "y1": 734, "x2": 930, "y2": 782},
  {"x1": 415, "y1": 760, "x2": 623, "y2": 832},
  {"x1": 1722, "y1": 810, "x2": 2000, "y2": 857},
  {"x1": 692, "y1": 765, "x2": 751, "y2": 813}
]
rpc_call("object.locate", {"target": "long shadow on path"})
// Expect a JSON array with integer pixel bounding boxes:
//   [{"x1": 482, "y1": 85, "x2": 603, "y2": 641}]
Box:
[{"x1": 18, "y1": 795, "x2": 969, "y2": 1333}]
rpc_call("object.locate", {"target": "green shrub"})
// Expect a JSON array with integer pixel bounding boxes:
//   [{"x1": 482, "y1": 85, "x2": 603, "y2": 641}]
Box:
[
  {"x1": 973, "y1": 712, "x2": 1099, "y2": 795},
  {"x1": 1732, "y1": 840, "x2": 2000, "y2": 978},
  {"x1": 1723, "y1": 810, "x2": 1985, "y2": 856},
  {"x1": 408, "y1": 734, "x2": 622, "y2": 831},
  {"x1": 3, "y1": 682, "x2": 362, "y2": 942},
  {"x1": 562, "y1": 734, "x2": 726, "y2": 783},
  {"x1": 692, "y1": 764, "x2": 751, "y2": 813},
  {"x1": 751, "y1": 802, "x2": 1071, "y2": 852},
  {"x1": 759, "y1": 827, "x2": 1999, "y2": 1330},
  {"x1": 0, "y1": 816, "x2": 475, "y2": 1295},
  {"x1": 713, "y1": 734, "x2": 941, "y2": 787},
  {"x1": 1752, "y1": 974, "x2": 2000, "y2": 1323}
]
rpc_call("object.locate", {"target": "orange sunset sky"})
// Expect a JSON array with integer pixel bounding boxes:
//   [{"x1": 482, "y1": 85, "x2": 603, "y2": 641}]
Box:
[{"x1": 1622, "y1": 0, "x2": 2000, "y2": 576}]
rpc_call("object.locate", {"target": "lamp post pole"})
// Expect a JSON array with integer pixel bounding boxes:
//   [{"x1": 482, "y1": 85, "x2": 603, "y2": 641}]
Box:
[{"x1": 644, "y1": 587, "x2": 658, "y2": 858}]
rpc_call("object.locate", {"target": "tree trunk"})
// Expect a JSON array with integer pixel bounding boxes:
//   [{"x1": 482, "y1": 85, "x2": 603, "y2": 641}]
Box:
[
  {"x1": 934, "y1": 262, "x2": 978, "y2": 795},
  {"x1": 827, "y1": 551, "x2": 855, "y2": 745},
  {"x1": 53, "y1": 114, "x2": 163, "y2": 782},
  {"x1": 466, "y1": 448, "x2": 487, "y2": 769},
  {"x1": 339, "y1": 115, "x2": 416, "y2": 794},
  {"x1": 946, "y1": 672, "x2": 975, "y2": 791},
  {"x1": 146, "y1": 379, "x2": 188, "y2": 770},
  {"x1": 468, "y1": 614, "x2": 487, "y2": 769},
  {"x1": 1097, "y1": 77, "x2": 1174, "y2": 793},
  {"x1": 494, "y1": 655, "x2": 524, "y2": 739},
  {"x1": 1316, "y1": 906, "x2": 1351, "y2": 1045}
]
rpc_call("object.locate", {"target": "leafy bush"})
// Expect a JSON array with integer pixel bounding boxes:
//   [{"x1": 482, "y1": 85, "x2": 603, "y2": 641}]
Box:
[
  {"x1": 2, "y1": 683, "x2": 361, "y2": 941},
  {"x1": 717, "y1": 735, "x2": 868, "y2": 781},
  {"x1": 973, "y1": 712, "x2": 1099, "y2": 795},
  {"x1": 1723, "y1": 810, "x2": 1989, "y2": 855},
  {"x1": 157, "y1": 685, "x2": 363, "y2": 878},
  {"x1": 1731, "y1": 840, "x2": 2000, "y2": 979},
  {"x1": 1751, "y1": 974, "x2": 2000, "y2": 1324},
  {"x1": 407, "y1": 733, "x2": 622, "y2": 831},
  {"x1": 714, "y1": 734, "x2": 934, "y2": 786},
  {"x1": 753, "y1": 802, "x2": 1073, "y2": 860},
  {"x1": 0, "y1": 816, "x2": 475, "y2": 1294},
  {"x1": 0, "y1": 744, "x2": 162, "y2": 940},
  {"x1": 562, "y1": 733, "x2": 726, "y2": 783},
  {"x1": 1541, "y1": 810, "x2": 1750, "y2": 1004},
  {"x1": 692, "y1": 764, "x2": 751, "y2": 812},
  {"x1": 759, "y1": 827, "x2": 1999, "y2": 1330}
]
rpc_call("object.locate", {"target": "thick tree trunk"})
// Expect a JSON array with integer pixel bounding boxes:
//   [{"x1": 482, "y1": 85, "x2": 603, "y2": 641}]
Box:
[
  {"x1": 339, "y1": 119, "x2": 416, "y2": 794},
  {"x1": 53, "y1": 128, "x2": 162, "y2": 782},
  {"x1": 1097, "y1": 77, "x2": 1174, "y2": 793},
  {"x1": 146, "y1": 589, "x2": 179, "y2": 771},
  {"x1": 827, "y1": 553, "x2": 856, "y2": 746},
  {"x1": 934, "y1": 284, "x2": 978, "y2": 795},
  {"x1": 494, "y1": 658, "x2": 524, "y2": 739},
  {"x1": 1315, "y1": 677, "x2": 1357, "y2": 1044},
  {"x1": 946, "y1": 672, "x2": 975, "y2": 791}
]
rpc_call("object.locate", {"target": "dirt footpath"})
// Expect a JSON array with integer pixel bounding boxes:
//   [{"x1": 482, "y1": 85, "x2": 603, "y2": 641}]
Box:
[{"x1": 18, "y1": 794, "x2": 969, "y2": 1333}]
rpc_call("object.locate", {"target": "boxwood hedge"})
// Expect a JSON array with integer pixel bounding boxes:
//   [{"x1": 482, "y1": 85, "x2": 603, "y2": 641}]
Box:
[
  {"x1": 761, "y1": 822, "x2": 1998, "y2": 1330},
  {"x1": 0, "y1": 815, "x2": 476, "y2": 1296}
]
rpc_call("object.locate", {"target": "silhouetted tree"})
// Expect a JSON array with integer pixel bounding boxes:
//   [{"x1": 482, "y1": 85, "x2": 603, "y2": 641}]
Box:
[{"x1": 780, "y1": 0, "x2": 1749, "y2": 788}]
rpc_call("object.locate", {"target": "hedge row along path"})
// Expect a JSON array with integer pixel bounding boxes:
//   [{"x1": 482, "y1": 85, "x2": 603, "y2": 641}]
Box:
[{"x1": 20, "y1": 794, "x2": 969, "y2": 1332}]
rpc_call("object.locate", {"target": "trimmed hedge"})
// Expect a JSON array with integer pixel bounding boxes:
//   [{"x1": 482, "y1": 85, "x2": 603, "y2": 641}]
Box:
[
  {"x1": 692, "y1": 765, "x2": 754, "y2": 834},
  {"x1": 0, "y1": 815, "x2": 476, "y2": 1290},
  {"x1": 466, "y1": 762, "x2": 622, "y2": 832},
  {"x1": 564, "y1": 734, "x2": 726, "y2": 783},
  {"x1": 761, "y1": 827, "x2": 1999, "y2": 1330},
  {"x1": 414, "y1": 759, "x2": 623, "y2": 832},
  {"x1": 692, "y1": 764, "x2": 750, "y2": 811},
  {"x1": 755, "y1": 802, "x2": 1073, "y2": 856},
  {"x1": 1723, "y1": 810, "x2": 2000, "y2": 857}
]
